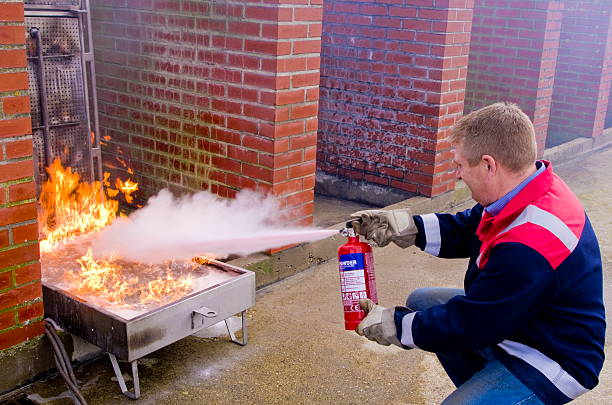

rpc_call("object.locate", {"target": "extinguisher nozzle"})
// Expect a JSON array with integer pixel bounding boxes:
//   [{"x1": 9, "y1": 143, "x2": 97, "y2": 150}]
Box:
[{"x1": 340, "y1": 218, "x2": 361, "y2": 237}]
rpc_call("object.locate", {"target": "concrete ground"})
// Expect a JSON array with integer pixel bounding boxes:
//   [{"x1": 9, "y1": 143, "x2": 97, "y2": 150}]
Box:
[{"x1": 10, "y1": 147, "x2": 612, "y2": 404}]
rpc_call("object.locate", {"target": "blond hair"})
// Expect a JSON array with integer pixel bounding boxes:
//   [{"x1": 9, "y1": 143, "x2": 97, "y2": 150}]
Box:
[{"x1": 450, "y1": 102, "x2": 537, "y2": 172}]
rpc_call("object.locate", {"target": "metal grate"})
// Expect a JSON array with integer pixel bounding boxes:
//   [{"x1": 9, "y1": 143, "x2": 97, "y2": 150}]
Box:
[
  {"x1": 25, "y1": 0, "x2": 101, "y2": 185},
  {"x1": 26, "y1": 16, "x2": 80, "y2": 56}
]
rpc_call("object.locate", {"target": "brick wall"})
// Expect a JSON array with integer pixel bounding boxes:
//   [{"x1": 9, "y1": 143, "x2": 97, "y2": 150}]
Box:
[
  {"x1": 0, "y1": 0, "x2": 43, "y2": 352},
  {"x1": 92, "y1": 0, "x2": 322, "y2": 225},
  {"x1": 548, "y1": 0, "x2": 612, "y2": 146},
  {"x1": 607, "y1": 84, "x2": 612, "y2": 129},
  {"x1": 317, "y1": 0, "x2": 474, "y2": 200},
  {"x1": 465, "y1": 0, "x2": 563, "y2": 153}
]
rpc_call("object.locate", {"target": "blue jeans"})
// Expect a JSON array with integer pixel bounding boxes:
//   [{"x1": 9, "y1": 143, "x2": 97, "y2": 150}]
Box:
[{"x1": 407, "y1": 288, "x2": 545, "y2": 405}]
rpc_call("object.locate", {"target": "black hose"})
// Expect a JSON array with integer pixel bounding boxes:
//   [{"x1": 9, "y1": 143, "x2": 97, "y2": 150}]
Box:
[{"x1": 44, "y1": 319, "x2": 88, "y2": 405}]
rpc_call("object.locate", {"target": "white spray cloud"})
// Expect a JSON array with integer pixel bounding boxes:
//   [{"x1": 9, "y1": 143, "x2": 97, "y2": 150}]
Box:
[{"x1": 91, "y1": 189, "x2": 336, "y2": 264}]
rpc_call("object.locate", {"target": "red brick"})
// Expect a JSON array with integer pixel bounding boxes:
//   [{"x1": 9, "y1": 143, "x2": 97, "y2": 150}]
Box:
[
  {"x1": 8, "y1": 181, "x2": 35, "y2": 203},
  {"x1": 0, "y1": 229, "x2": 8, "y2": 249},
  {"x1": 245, "y1": 6, "x2": 280, "y2": 21},
  {"x1": 240, "y1": 135, "x2": 274, "y2": 154},
  {"x1": 2, "y1": 96, "x2": 30, "y2": 115},
  {"x1": 290, "y1": 103, "x2": 318, "y2": 120},
  {"x1": 293, "y1": 39, "x2": 321, "y2": 54},
  {"x1": 289, "y1": 133, "x2": 317, "y2": 149},
  {"x1": 0, "y1": 3, "x2": 24, "y2": 22},
  {"x1": 0, "y1": 244, "x2": 39, "y2": 271},
  {"x1": 277, "y1": 89, "x2": 305, "y2": 105},
  {"x1": 0, "y1": 118, "x2": 32, "y2": 139},
  {"x1": 15, "y1": 262, "x2": 41, "y2": 285},
  {"x1": 276, "y1": 24, "x2": 309, "y2": 39},
  {"x1": 0, "y1": 49, "x2": 26, "y2": 68},
  {"x1": 0, "y1": 311, "x2": 14, "y2": 330},
  {"x1": 0, "y1": 270, "x2": 11, "y2": 290},
  {"x1": 272, "y1": 177, "x2": 303, "y2": 195},
  {"x1": 0, "y1": 281, "x2": 41, "y2": 311},
  {"x1": 288, "y1": 161, "x2": 316, "y2": 178},
  {"x1": 0, "y1": 25, "x2": 25, "y2": 45},
  {"x1": 0, "y1": 321, "x2": 44, "y2": 351},
  {"x1": 0, "y1": 203, "x2": 36, "y2": 227},
  {"x1": 12, "y1": 223, "x2": 38, "y2": 244},
  {"x1": 276, "y1": 150, "x2": 303, "y2": 167},
  {"x1": 276, "y1": 57, "x2": 307, "y2": 73},
  {"x1": 283, "y1": 189, "x2": 314, "y2": 207},
  {"x1": 5, "y1": 138, "x2": 33, "y2": 159},
  {"x1": 294, "y1": 7, "x2": 323, "y2": 22},
  {"x1": 291, "y1": 72, "x2": 320, "y2": 87},
  {"x1": 18, "y1": 302, "x2": 44, "y2": 323}
]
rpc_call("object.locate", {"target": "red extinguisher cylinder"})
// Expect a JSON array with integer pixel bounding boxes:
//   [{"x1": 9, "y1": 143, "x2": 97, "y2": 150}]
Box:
[{"x1": 338, "y1": 221, "x2": 378, "y2": 330}]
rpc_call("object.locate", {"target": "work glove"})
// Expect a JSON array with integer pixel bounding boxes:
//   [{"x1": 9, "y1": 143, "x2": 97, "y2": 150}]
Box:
[
  {"x1": 356, "y1": 299, "x2": 403, "y2": 348},
  {"x1": 350, "y1": 209, "x2": 418, "y2": 248}
]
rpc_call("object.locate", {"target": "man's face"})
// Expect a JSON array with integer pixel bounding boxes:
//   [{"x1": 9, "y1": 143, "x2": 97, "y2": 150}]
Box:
[{"x1": 453, "y1": 143, "x2": 494, "y2": 206}]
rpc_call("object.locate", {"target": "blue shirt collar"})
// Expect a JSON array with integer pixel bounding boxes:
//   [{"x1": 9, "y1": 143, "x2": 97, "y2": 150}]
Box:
[{"x1": 485, "y1": 161, "x2": 545, "y2": 216}]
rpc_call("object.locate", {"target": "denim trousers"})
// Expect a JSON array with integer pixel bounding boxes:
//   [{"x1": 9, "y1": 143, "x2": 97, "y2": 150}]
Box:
[{"x1": 406, "y1": 288, "x2": 545, "y2": 405}]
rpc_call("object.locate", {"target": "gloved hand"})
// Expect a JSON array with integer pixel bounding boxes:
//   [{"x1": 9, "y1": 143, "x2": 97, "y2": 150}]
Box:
[
  {"x1": 356, "y1": 299, "x2": 403, "y2": 347},
  {"x1": 350, "y1": 209, "x2": 417, "y2": 248}
]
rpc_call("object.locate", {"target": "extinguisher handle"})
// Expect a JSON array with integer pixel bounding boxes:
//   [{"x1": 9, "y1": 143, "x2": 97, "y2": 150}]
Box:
[{"x1": 346, "y1": 218, "x2": 362, "y2": 229}]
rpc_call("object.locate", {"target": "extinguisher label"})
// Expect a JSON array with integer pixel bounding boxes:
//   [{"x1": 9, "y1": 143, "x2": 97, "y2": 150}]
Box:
[
  {"x1": 339, "y1": 253, "x2": 367, "y2": 302},
  {"x1": 338, "y1": 253, "x2": 365, "y2": 271}
]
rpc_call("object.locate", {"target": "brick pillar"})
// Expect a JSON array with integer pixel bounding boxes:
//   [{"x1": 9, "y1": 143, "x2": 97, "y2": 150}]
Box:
[
  {"x1": 0, "y1": 1, "x2": 43, "y2": 352},
  {"x1": 317, "y1": 0, "x2": 474, "y2": 201},
  {"x1": 92, "y1": 0, "x2": 322, "y2": 225},
  {"x1": 465, "y1": 0, "x2": 563, "y2": 153},
  {"x1": 548, "y1": 1, "x2": 612, "y2": 146}
]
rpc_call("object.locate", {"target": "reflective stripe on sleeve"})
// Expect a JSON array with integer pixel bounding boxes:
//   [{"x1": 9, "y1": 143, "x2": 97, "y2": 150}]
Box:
[
  {"x1": 421, "y1": 214, "x2": 441, "y2": 256},
  {"x1": 400, "y1": 312, "x2": 418, "y2": 348},
  {"x1": 498, "y1": 340, "x2": 589, "y2": 399}
]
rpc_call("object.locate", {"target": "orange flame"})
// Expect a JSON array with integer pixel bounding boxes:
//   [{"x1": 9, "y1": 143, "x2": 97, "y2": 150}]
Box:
[{"x1": 39, "y1": 159, "x2": 120, "y2": 252}]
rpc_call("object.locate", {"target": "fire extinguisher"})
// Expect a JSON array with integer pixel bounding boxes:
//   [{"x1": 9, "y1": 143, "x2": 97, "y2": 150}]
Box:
[{"x1": 338, "y1": 220, "x2": 378, "y2": 330}]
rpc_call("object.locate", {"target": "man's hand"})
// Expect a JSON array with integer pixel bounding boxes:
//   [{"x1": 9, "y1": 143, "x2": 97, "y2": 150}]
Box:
[
  {"x1": 350, "y1": 209, "x2": 417, "y2": 248},
  {"x1": 356, "y1": 299, "x2": 403, "y2": 347}
]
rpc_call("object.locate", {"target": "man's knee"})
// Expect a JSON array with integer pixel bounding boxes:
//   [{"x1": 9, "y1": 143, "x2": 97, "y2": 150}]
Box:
[{"x1": 406, "y1": 287, "x2": 464, "y2": 311}]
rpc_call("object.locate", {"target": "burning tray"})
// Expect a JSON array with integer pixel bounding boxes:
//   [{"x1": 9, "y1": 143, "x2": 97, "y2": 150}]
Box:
[{"x1": 43, "y1": 254, "x2": 254, "y2": 399}]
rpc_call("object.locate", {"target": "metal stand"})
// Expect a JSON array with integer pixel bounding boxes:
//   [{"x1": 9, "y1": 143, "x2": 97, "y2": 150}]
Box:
[
  {"x1": 107, "y1": 312, "x2": 246, "y2": 399},
  {"x1": 108, "y1": 353, "x2": 140, "y2": 400},
  {"x1": 226, "y1": 311, "x2": 248, "y2": 346}
]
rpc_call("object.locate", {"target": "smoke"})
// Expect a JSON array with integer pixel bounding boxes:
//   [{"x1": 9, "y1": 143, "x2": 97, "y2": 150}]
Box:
[{"x1": 91, "y1": 189, "x2": 335, "y2": 264}]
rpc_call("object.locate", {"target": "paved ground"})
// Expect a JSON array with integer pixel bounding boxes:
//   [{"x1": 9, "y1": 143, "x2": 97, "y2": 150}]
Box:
[{"x1": 15, "y1": 147, "x2": 612, "y2": 404}]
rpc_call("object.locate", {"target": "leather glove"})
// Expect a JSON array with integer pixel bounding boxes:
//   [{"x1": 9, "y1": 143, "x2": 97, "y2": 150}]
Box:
[
  {"x1": 350, "y1": 209, "x2": 417, "y2": 248},
  {"x1": 356, "y1": 299, "x2": 403, "y2": 347}
]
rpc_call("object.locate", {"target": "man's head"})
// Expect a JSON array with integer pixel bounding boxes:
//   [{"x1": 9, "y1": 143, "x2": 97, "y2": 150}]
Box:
[{"x1": 450, "y1": 102, "x2": 537, "y2": 206}]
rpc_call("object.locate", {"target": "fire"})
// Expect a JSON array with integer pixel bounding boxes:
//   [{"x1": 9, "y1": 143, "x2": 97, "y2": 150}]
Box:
[
  {"x1": 67, "y1": 249, "x2": 195, "y2": 308},
  {"x1": 39, "y1": 158, "x2": 202, "y2": 309},
  {"x1": 39, "y1": 159, "x2": 121, "y2": 252},
  {"x1": 72, "y1": 249, "x2": 137, "y2": 306}
]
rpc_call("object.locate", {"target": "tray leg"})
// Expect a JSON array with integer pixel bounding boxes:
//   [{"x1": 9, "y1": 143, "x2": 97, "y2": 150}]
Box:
[
  {"x1": 108, "y1": 353, "x2": 140, "y2": 399},
  {"x1": 226, "y1": 311, "x2": 248, "y2": 346}
]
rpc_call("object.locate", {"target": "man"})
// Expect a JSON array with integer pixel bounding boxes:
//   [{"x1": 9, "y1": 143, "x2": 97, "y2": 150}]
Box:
[{"x1": 351, "y1": 102, "x2": 605, "y2": 405}]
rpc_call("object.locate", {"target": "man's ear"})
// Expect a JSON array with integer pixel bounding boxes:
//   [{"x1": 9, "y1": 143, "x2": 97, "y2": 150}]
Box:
[{"x1": 481, "y1": 154, "x2": 497, "y2": 176}]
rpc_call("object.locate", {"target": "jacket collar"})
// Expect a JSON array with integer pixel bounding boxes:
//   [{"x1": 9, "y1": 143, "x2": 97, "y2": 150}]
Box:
[{"x1": 476, "y1": 161, "x2": 554, "y2": 239}]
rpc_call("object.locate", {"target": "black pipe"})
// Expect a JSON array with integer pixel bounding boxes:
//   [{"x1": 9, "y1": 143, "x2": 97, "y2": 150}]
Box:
[
  {"x1": 44, "y1": 319, "x2": 88, "y2": 405},
  {"x1": 29, "y1": 27, "x2": 53, "y2": 170}
]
